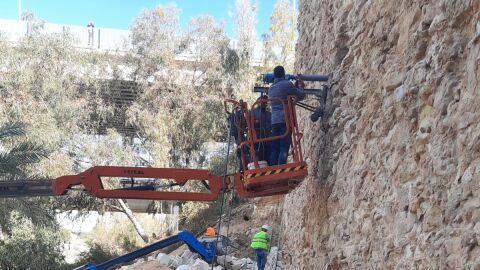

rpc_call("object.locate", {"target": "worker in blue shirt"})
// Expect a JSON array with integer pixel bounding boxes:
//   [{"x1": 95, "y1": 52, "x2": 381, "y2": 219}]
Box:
[{"x1": 268, "y1": 66, "x2": 305, "y2": 166}]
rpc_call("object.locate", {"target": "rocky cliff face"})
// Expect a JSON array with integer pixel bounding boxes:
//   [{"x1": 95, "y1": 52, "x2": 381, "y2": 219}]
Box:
[{"x1": 281, "y1": 0, "x2": 480, "y2": 269}]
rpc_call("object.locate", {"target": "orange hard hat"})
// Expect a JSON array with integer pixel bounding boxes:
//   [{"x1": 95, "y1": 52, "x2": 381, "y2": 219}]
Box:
[{"x1": 205, "y1": 227, "x2": 216, "y2": 236}]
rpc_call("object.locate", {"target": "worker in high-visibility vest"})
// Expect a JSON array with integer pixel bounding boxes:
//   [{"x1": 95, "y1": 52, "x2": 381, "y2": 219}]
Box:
[{"x1": 250, "y1": 224, "x2": 270, "y2": 270}]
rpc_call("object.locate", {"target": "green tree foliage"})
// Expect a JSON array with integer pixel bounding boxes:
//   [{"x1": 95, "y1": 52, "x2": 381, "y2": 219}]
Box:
[
  {"x1": 0, "y1": 122, "x2": 50, "y2": 229},
  {"x1": 232, "y1": 0, "x2": 258, "y2": 101},
  {"x1": 76, "y1": 243, "x2": 119, "y2": 266},
  {"x1": 0, "y1": 30, "x2": 122, "y2": 216},
  {"x1": 0, "y1": 122, "x2": 47, "y2": 180},
  {"x1": 0, "y1": 29, "x2": 134, "y2": 266},
  {"x1": 234, "y1": 0, "x2": 257, "y2": 63},
  {"x1": 262, "y1": 0, "x2": 297, "y2": 71},
  {"x1": 129, "y1": 4, "x2": 180, "y2": 82},
  {"x1": 127, "y1": 5, "x2": 240, "y2": 167},
  {"x1": 0, "y1": 122, "x2": 66, "y2": 268},
  {"x1": 0, "y1": 213, "x2": 65, "y2": 270},
  {"x1": 0, "y1": 32, "x2": 116, "y2": 175}
]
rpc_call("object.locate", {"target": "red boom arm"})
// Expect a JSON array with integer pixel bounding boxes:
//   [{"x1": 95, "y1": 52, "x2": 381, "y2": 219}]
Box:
[
  {"x1": 52, "y1": 166, "x2": 228, "y2": 202},
  {"x1": 49, "y1": 165, "x2": 299, "y2": 201}
]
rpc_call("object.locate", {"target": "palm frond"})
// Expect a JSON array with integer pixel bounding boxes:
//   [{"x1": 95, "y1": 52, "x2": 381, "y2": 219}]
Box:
[
  {"x1": 0, "y1": 122, "x2": 26, "y2": 140},
  {"x1": 0, "y1": 151, "x2": 24, "y2": 177},
  {"x1": 0, "y1": 141, "x2": 48, "y2": 177},
  {"x1": 5, "y1": 141, "x2": 48, "y2": 165}
]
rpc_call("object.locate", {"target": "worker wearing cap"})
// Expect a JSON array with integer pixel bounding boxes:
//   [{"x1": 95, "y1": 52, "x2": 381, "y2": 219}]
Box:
[
  {"x1": 268, "y1": 65, "x2": 305, "y2": 166},
  {"x1": 251, "y1": 225, "x2": 270, "y2": 270}
]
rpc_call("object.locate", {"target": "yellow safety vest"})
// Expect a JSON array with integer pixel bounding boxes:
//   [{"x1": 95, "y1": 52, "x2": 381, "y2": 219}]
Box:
[{"x1": 250, "y1": 231, "x2": 269, "y2": 250}]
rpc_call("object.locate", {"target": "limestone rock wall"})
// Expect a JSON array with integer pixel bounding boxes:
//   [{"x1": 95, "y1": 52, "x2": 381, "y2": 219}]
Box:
[{"x1": 281, "y1": 0, "x2": 480, "y2": 269}]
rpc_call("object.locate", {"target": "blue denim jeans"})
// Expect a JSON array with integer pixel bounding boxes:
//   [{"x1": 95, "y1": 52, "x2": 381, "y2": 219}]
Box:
[
  {"x1": 255, "y1": 249, "x2": 267, "y2": 270},
  {"x1": 269, "y1": 123, "x2": 291, "y2": 166},
  {"x1": 254, "y1": 141, "x2": 270, "y2": 163}
]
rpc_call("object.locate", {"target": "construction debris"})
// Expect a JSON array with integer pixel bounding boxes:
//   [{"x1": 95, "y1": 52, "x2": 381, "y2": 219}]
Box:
[{"x1": 116, "y1": 246, "x2": 284, "y2": 270}]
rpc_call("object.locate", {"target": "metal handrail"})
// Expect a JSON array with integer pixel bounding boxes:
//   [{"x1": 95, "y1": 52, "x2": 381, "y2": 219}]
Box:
[{"x1": 230, "y1": 95, "x2": 303, "y2": 170}]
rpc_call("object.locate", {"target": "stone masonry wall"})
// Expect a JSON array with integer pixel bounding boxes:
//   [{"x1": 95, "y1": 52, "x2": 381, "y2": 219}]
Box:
[{"x1": 281, "y1": 0, "x2": 480, "y2": 269}]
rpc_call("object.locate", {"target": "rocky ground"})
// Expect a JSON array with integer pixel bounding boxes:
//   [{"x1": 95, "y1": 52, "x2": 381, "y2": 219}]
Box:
[
  {"x1": 215, "y1": 196, "x2": 284, "y2": 259},
  {"x1": 116, "y1": 245, "x2": 282, "y2": 270},
  {"x1": 122, "y1": 196, "x2": 285, "y2": 270}
]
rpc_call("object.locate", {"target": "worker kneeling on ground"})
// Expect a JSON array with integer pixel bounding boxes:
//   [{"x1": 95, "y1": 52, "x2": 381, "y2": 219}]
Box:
[
  {"x1": 199, "y1": 227, "x2": 219, "y2": 253},
  {"x1": 251, "y1": 224, "x2": 270, "y2": 270},
  {"x1": 268, "y1": 66, "x2": 305, "y2": 165}
]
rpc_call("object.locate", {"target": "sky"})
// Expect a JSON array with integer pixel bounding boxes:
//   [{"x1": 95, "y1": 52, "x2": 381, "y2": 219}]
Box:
[{"x1": 0, "y1": 0, "x2": 280, "y2": 38}]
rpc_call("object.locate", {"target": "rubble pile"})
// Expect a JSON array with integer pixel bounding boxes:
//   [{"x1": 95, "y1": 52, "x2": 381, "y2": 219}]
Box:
[{"x1": 120, "y1": 246, "x2": 283, "y2": 270}]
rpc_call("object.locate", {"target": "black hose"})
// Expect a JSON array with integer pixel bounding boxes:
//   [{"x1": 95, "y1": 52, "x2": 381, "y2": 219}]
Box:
[
  {"x1": 296, "y1": 74, "x2": 329, "y2": 82},
  {"x1": 223, "y1": 147, "x2": 239, "y2": 261},
  {"x1": 211, "y1": 107, "x2": 235, "y2": 270}
]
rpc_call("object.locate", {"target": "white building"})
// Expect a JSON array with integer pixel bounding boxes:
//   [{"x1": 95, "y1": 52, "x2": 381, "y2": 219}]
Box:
[
  {"x1": 0, "y1": 18, "x2": 264, "y2": 64},
  {"x1": 0, "y1": 18, "x2": 130, "y2": 51}
]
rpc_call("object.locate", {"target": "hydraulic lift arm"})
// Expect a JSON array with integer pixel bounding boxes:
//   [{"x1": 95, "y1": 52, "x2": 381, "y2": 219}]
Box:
[
  {"x1": 51, "y1": 166, "x2": 228, "y2": 202},
  {"x1": 0, "y1": 166, "x2": 296, "y2": 201}
]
